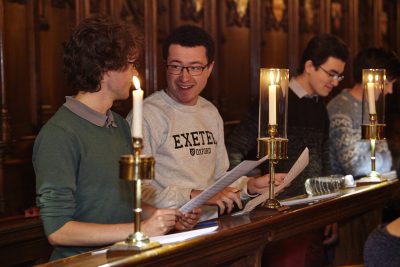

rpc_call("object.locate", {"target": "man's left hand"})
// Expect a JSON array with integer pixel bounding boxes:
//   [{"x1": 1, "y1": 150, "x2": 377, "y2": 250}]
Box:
[{"x1": 175, "y1": 208, "x2": 202, "y2": 231}]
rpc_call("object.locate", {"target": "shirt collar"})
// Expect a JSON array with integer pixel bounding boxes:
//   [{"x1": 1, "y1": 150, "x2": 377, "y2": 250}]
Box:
[
  {"x1": 289, "y1": 78, "x2": 319, "y2": 101},
  {"x1": 64, "y1": 96, "x2": 117, "y2": 128}
]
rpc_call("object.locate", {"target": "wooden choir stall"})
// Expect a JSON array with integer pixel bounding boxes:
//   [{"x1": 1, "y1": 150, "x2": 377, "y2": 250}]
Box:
[{"x1": 24, "y1": 179, "x2": 397, "y2": 267}]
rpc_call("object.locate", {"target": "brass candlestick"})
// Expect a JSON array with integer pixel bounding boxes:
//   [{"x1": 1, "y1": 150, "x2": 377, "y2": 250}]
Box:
[
  {"x1": 258, "y1": 124, "x2": 288, "y2": 210},
  {"x1": 109, "y1": 137, "x2": 160, "y2": 254},
  {"x1": 360, "y1": 69, "x2": 386, "y2": 182},
  {"x1": 361, "y1": 114, "x2": 385, "y2": 180},
  {"x1": 258, "y1": 68, "x2": 289, "y2": 210}
]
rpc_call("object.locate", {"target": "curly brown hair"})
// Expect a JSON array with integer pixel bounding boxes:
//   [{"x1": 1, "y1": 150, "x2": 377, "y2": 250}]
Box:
[{"x1": 63, "y1": 16, "x2": 142, "y2": 93}]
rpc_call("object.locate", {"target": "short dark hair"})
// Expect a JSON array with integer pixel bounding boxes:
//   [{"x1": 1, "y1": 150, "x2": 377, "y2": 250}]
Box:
[
  {"x1": 297, "y1": 34, "x2": 349, "y2": 75},
  {"x1": 162, "y1": 25, "x2": 215, "y2": 64},
  {"x1": 353, "y1": 47, "x2": 400, "y2": 83},
  {"x1": 63, "y1": 16, "x2": 142, "y2": 93}
]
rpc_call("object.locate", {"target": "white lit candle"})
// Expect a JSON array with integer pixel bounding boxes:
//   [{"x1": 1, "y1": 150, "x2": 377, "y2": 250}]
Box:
[
  {"x1": 132, "y1": 76, "x2": 143, "y2": 138},
  {"x1": 268, "y1": 71, "x2": 277, "y2": 125},
  {"x1": 367, "y1": 74, "x2": 376, "y2": 114}
]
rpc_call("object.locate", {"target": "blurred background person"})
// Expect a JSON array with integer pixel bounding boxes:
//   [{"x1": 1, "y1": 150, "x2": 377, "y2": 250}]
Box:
[{"x1": 327, "y1": 47, "x2": 400, "y2": 177}]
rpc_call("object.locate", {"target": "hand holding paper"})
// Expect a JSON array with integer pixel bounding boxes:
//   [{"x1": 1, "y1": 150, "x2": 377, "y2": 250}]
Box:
[
  {"x1": 191, "y1": 187, "x2": 242, "y2": 214},
  {"x1": 236, "y1": 147, "x2": 309, "y2": 214},
  {"x1": 247, "y1": 172, "x2": 287, "y2": 194},
  {"x1": 175, "y1": 207, "x2": 202, "y2": 231},
  {"x1": 179, "y1": 155, "x2": 270, "y2": 213}
]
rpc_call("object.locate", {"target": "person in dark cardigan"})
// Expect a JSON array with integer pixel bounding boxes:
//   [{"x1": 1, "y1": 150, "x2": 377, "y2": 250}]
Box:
[
  {"x1": 226, "y1": 34, "x2": 349, "y2": 267},
  {"x1": 364, "y1": 217, "x2": 400, "y2": 267}
]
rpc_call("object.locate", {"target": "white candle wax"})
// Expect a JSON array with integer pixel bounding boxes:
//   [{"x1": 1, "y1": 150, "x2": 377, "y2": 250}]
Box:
[
  {"x1": 132, "y1": 76, "x2": 143, "y2": 138},
  {"x1": 268, "y1": 84, "x2": 277, "y2": 125},
  {"x1": 367, "y1": 82, "x2": 376, "y2": 114}
]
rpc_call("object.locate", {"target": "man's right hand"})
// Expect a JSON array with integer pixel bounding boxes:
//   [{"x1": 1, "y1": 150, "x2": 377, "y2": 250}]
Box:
[{"x1": 191, "y1": 187, "x2": 242, "y2": 214}]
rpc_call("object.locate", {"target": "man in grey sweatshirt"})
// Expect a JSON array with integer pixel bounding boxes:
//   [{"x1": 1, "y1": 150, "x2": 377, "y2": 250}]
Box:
[{"x1": 127, "y1": 25, "x2": 284, "y2": 220}]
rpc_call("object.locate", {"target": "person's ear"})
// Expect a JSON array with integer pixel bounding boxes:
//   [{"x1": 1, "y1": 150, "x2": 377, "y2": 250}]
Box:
[
  {"x1": 304, "y1": 60, "x2": 315, "y2": 74},
  {"x1": 206, "y1": 61, "x2": 215, "y2": 77}
]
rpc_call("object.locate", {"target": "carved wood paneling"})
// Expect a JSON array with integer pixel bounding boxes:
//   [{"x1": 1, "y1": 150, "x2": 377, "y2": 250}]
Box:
[
  {"x1": 250, "y1": 0, "x2": 261, "y2": 100},
  {"x1": 181, "y1": 0, "x2": 204, "y2": 22},
  {"x1": 264, "y1": 0, "x2": 288, "y2": 33},
  {"x1": 27, "y1": 0, "x2": 40, "y2": 129},
  {"x1": 261, "y1": 0, "x2": 290, "y2": 76},
  {"x1": 330, "y1": 0, "x2": 349, "y2": 42},
  {"x1": 298, "y1": 0, "x2": 320, "y2": 63},
  {"x1": 0, "y1": 216, "x2": 52, "y2": 266},
  {"x1": 219, "y1": 0, "x2": 251, "y2": 121},
  {"x1": 144, "y1": 0, "x2": 158, "y2": 95},
  {"x1": 204, "y1": 0, "x2": 219, "y2": 106},
  {"x1": 120, "y1": 0, "x2": 144, "y2": 28},
  {"x1": 288, "y1": 0, "x2": 299, "y2": 74},
  {"x1": 0, "y1": 0, "x2": 10, "y2": 215},
  {"x1": 226, "y1": 0, "x2": 250, "y2": 28},
  {"x1": 381, "y1": 0, "x2": 397, "y2": 50},
  {"x1": 300, "y1": 0, "x2": 319, "y2": 34},
  {"x1": 358, "y1": 0, "x2": 374, "y2": 49}
]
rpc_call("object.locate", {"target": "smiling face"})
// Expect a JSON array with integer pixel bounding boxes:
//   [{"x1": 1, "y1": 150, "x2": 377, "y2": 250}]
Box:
[
  {"x1": 305, "y1": 56, "x2": 346, "y2": 97},
  {"x1": 165, "y1": 44, "x2": 214, "y2": 106}
]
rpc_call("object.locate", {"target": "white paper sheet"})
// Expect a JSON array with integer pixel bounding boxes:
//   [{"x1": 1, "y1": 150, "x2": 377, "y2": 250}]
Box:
[
  {"x1": 355, "y1": 170, "x2": 397, "y2": 184},
  {"x1": 382, "y1": 170, "x2": 397, "y2": 180},
  {"x1": 280, "y1": 192, "x2": 340, "y2": 206},
  {"x1": 234, "y1": 147, "x2": 309, "y2": 215},
  {"x1": 149, "y1": 226, "x2": 218, "y2": 244},
  {"x1": 179, "y1": 155, "x2": 270, "y2": 213}
]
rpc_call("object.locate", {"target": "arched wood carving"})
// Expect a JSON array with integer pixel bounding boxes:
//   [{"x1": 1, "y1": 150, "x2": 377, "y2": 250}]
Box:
[
  {"x1": 181, "y1": 0, "x2": 204, "y2": 22},
  {"x1": 264, "y1": 0, "x2": 288, "y2": 32},
  {"x1": 300, "y1": 0, "x2": 320, "y2": 34},
  {"x1": 226, "y1": 0, "x2": 250, "y2": 27}
]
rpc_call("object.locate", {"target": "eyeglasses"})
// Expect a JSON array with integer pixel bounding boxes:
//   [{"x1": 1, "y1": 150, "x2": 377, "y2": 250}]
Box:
[
  {"x1": 128, "y1": 60, "x2": 140, "y2": 69},
  {"x1": 166, "y1": 64, "x2": 208, "y2": 76},
  {"x1": 319, "y1": 66, "x2": 344, "y2": 82}
]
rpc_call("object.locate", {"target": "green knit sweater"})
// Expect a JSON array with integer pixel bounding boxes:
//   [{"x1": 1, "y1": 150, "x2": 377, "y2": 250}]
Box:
[{"x1": 33, "y1": 105, "x2": 133, "y2": 259}]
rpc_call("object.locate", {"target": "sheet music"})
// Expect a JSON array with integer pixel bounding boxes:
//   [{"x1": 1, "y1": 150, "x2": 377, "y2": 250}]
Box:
[
  {"x1": 99, "y1": 226, "x2": 219, "y2": 256},
  {"x1": 280, "y1": 192, "x2": 340, "y2": 206},
  {"x1": 234, "y1": 147, "x2": 309, "y2": 215},
  {"x1": 179, "y1": 155, "x2": 269, "y2": 213},
  {"x1": 150, "y1": 226, "x2": 218, "y2": 244}
]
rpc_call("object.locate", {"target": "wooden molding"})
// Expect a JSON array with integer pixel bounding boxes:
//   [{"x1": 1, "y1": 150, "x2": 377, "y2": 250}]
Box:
[
  {"x1": 144, "y1": 0, "x2": 158, "y2": 95},
  {"x1": 226, "y1": 0, "x2": 250, "y2": 28},
  {"x1": 250, "y1": 0, "x2": 261, "y2": 100},
  {"x1": 288, "y1": 0, "x2": 299, "y2": 75},
  {"x1": 180, "y1": 0, "x2": 204, "y2": 22}
]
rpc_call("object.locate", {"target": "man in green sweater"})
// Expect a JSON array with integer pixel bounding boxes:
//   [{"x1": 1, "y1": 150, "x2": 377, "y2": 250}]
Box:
[{"x1": 33, "y1": 16, "x2": 199, "y2": 260}]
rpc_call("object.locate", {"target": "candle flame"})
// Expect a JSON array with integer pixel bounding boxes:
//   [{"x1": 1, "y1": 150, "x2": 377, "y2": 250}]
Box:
[
  {"x1": 132, "y1": 76, "x2": 141, "y2": 90},
  {"x1": 375, "y1": 74, "x2": 379, "y2": 82},
  {"x1": 368, "y1": 74, "x2": 373, "y2": 83}
]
